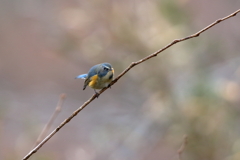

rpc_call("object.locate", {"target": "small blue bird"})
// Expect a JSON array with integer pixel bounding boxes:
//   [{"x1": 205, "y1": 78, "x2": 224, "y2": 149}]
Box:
[{"x1": 75, "y1": 63, "x2": 114, "y2": 97}]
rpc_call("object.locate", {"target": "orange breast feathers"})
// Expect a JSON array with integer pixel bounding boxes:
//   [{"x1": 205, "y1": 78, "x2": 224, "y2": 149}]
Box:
[{"x1": 88, "y1": 74, "x2": 99, "y2": 88}]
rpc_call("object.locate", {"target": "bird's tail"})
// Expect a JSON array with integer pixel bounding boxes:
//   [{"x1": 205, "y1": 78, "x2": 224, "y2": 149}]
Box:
[{"x1": 75, "y1": 74, "x2": 87, "y2": 79}]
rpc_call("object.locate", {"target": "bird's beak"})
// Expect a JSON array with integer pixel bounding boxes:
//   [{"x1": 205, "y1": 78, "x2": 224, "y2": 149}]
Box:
[{"x1": 111, "y1": 68, "x2": 114, "y2": 74}]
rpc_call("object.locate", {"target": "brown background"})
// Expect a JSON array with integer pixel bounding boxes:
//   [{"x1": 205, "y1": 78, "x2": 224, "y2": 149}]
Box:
[{"x1": 0, "y1": 0, "x2": 240, "y2": 160}]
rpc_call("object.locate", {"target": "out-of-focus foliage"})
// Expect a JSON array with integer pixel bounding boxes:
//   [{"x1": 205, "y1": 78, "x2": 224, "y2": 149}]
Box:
[{"x1": 0, "y1": 0, "x2": 240, "y2": 160}]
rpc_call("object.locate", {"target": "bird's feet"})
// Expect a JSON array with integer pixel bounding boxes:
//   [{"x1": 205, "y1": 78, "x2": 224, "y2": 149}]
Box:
[{"x1": 94, "y1": 90, "x2": 100, "y2": 98}]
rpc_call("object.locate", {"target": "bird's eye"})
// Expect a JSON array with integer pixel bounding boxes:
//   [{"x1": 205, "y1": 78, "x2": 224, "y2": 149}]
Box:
[{"x1": 104, "y1": 67, "x2": 109, "y2": 71}]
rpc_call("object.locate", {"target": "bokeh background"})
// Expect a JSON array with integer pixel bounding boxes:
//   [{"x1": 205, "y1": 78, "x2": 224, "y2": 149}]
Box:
[{"x1": 0, "y1": 0, "x2": 240, "y2": 160}]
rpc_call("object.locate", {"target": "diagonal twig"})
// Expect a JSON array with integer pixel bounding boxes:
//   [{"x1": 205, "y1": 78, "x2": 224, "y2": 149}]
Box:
[
  {"x1": 22, "y1": 9, "x2": 240, "y2": 160},
  {"x1": 34, "y1": 93, "x2": 66, "y2": 147},
  {"x1": 178, "y1": 135, "x2": 188, "y2": 160}
]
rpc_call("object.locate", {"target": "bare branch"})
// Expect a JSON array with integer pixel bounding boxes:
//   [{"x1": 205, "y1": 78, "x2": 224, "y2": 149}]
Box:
[
  {"x1": 34, "y1": 93, "x2": 66, "y2": 147},
  {"x1": 178, "y1": 135, "x2": 188, "y2": 160},
  {"x1": 22, "y1": 9, "x2": 240, "y2": 160}
]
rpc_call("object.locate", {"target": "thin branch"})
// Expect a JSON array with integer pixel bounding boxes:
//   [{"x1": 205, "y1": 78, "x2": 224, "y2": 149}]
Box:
[
  {"x1": 22, "y1": 9, "x2": 240, "y2": 160},
  {"x1": 178, "y1": 135, "x2": 188, "y2": 160},
  {"x1": 34, "y1": 93, "x2": 66, "y2": 147}
]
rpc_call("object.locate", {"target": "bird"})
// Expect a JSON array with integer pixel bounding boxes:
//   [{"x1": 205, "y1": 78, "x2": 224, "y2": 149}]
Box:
[{"x1": 75, "y1": 63, "x2": 114, "y2": 97}]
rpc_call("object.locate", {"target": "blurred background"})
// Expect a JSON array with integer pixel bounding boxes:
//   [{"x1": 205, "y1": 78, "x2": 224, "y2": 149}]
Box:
[{"x1": 0, "y1": 0, "x2": 240, "y2": 160}]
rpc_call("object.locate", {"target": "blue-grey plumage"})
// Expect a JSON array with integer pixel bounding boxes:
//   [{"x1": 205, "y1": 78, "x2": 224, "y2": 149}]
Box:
[
  {"x1": 75, "y1": 63, "x2": 114, "y2": 96},
  {"x1": 75, "y1": 74, "x2": 87, "y2": 79}
]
